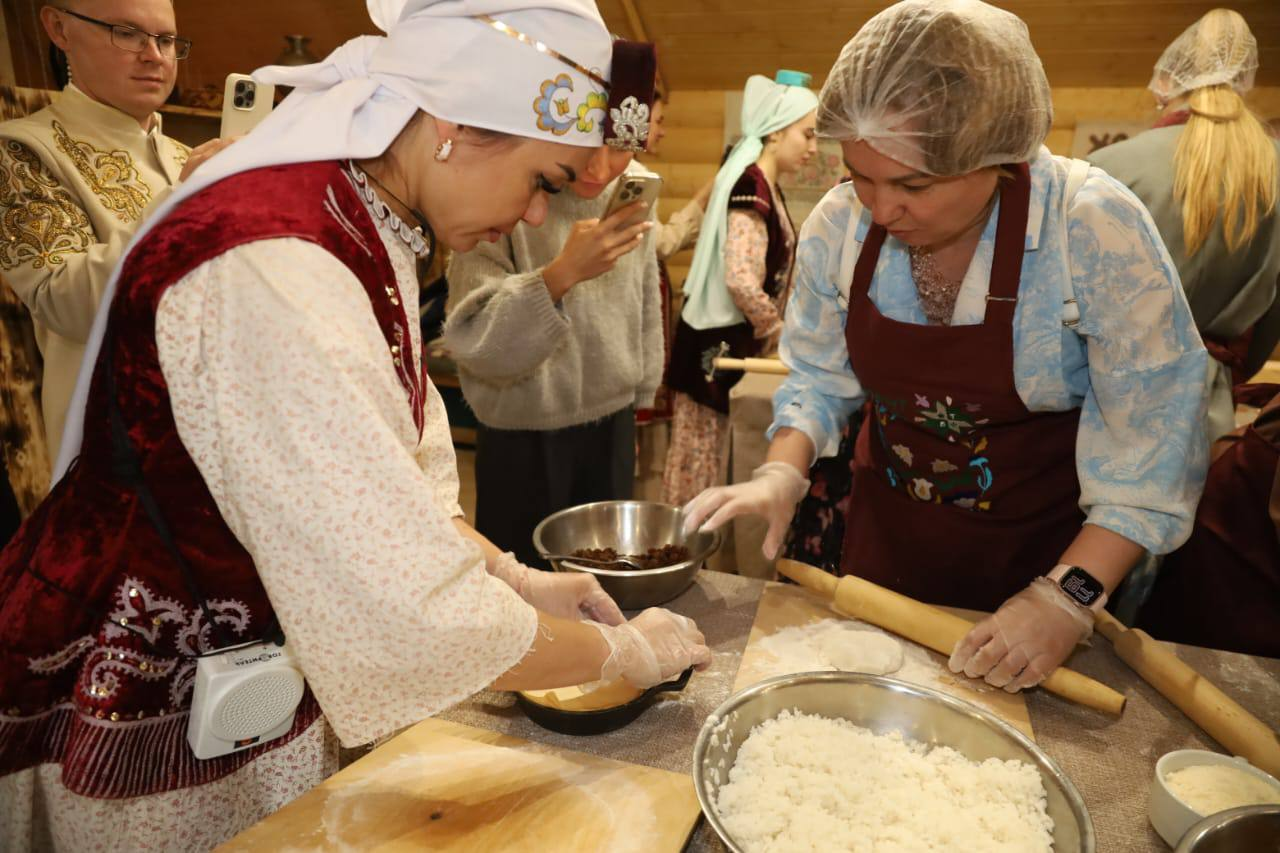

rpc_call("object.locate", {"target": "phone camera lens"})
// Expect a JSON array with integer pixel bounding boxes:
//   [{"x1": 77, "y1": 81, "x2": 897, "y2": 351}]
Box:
[{"x1": 233, "y1": 95, "x2": 246, "y2": 108}]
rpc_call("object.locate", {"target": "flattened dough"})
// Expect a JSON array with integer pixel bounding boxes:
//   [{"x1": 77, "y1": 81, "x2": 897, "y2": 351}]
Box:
[{"x1": 819, "y1": 628, "x2": 904, "y2": 675}]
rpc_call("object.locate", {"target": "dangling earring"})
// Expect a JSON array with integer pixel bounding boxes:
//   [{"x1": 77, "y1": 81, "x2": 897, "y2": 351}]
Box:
[{"x1": 434, "y1": 138, "x2": 454, "y2": 162}]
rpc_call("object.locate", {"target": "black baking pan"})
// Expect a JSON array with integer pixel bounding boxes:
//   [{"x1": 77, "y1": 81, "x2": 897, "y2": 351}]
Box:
[{"x1": 516, "y1": 668, "x2": 694, "y2": 736}]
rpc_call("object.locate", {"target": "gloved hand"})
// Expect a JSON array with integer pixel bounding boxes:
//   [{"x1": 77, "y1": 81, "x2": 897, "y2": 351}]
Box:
[
  {"x1": 490, "y1": 552, "x2": 624, "y2": 625},
  {"x1": 681, "y1": 461, "x2": 810, "y2": 560},
  {"x1": 948, "y1": 578, "x2": 1094, "y2": 692},
  {"x1": 590, "y1": 608, "x2": 712, "y2": 689}
]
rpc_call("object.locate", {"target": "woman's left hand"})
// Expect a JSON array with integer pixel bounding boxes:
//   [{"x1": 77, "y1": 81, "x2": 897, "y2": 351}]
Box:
[
  {"x1": 179, "y1": 136, "x2": 241, "y2": 182},
  {"x1": 491, "y1": 552, "x2": 625, "y2": 625},
  {"x1": 947, "y1": 579, "x2": 1094, "y2": 692}
]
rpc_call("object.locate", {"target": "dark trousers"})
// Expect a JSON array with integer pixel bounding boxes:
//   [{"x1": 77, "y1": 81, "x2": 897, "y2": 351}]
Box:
[{"x1": 475, "y1": 408, "x2": 635, "y2": 568}]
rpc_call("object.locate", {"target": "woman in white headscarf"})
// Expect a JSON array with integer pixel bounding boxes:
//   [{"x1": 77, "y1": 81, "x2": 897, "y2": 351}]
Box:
[
  {"x1": 0, "y1": 2, "x2": 708, "y2": 848},
  {"x1": 684, "y1": 0, "x2": 1210, "y2": 694},
  {"x1": 662, "y1": 71, "x2": 818, "y2": 506}
]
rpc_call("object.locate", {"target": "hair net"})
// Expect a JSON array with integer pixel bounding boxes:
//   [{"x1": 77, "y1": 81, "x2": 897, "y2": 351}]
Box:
[
  {"x1": 816, "y1": 0, "x2": 1052, "y2": 176},
  {"x1": 1149, "y1": 9, "x2": 1259, "y2": 105}
]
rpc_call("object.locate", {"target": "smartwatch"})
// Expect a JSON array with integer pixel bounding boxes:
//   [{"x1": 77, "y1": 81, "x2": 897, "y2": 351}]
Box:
[{"x1": 1046, "y1": 564, "x2": 1108, "y2": 612}]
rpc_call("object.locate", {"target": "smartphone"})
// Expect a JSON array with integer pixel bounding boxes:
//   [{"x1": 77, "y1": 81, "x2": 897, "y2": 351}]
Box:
[
  {"x1": 602, "y1": 171, "x2": 664, "y2": 220},
  {"x1": 220, "y1": 73, "x2": 275, "y2": 138}
]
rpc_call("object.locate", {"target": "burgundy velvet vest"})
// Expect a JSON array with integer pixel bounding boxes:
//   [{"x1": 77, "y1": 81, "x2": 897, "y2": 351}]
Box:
[
  {"x1": 0, "y1": 161, "x2": 423, "y2": 798},
  {"x1": 667, "y1": 165, "x2": 796, "y2": 413}
]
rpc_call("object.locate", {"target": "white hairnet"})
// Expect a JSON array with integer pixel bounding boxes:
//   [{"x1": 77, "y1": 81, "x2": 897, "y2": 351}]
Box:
[
  {"x1": 1149, "y1": 9, "x2": 1259, "y2": 105},
  {"x1": 816, "y1": 0, "x2": 1052, "y2": 176}
]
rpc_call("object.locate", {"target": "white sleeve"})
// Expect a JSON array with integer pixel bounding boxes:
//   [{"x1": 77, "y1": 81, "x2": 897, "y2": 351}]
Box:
[{"x1": 156, "y1": 237, "x2": 537, "y2": 746}]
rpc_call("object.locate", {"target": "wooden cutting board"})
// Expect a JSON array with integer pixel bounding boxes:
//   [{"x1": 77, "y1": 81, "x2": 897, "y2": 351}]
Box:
[
  {"x1": 219, "y1": 718, "x2": 701, "y2": 852},
  {"x1": 734, "y1": 581, "x2": 1035, "y2": 739}
]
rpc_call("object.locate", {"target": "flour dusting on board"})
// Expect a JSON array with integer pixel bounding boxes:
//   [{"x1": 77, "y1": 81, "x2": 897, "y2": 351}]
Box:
[{"x1": 744, "y1": 617, "x2": 992, "y2": 695}]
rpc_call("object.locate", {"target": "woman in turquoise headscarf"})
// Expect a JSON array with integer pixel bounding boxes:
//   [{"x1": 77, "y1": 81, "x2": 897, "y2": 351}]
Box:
[{"x1": 662, "y1": 71, "x2": 818, "y2": 506}]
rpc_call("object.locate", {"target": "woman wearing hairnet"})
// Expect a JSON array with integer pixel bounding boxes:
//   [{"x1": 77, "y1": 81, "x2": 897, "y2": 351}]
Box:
[
  {"x1": 684, "y1": 0, "x2": 1210, "y2": 693},
  {"x1": 1090, "y1": 9, "x2": 1279, "y2": 445},
  {"x1": 0, "y1": 1, "x2": 709, "y2": 847}
]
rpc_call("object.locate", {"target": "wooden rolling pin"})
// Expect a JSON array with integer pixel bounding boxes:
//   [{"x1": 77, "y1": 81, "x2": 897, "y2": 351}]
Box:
[
  {"x1": 712, "y1": 357, "x2": 790, "y2": 376},
  {"x1": 1094, "y1": 610, "x2": 1280, "y2": 777},
  {"x1": 777, "y1": 558, "x2": 1126, "y2": 716}
]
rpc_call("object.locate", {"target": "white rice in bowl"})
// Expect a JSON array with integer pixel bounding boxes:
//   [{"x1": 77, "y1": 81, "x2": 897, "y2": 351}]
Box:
[{"x1": 715, "y1": 710, "x2": 1054, "y2": 852}]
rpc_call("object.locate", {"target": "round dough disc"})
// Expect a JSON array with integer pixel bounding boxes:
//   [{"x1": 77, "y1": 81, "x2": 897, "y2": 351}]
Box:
[{"x1": 819, "y1": 629, "x2": 904, "y2": 675}]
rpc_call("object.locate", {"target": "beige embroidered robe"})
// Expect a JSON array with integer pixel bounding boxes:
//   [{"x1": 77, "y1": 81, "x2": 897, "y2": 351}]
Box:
[{"x1": 0, "y1": 84, "x2": 189, "y2": 464}]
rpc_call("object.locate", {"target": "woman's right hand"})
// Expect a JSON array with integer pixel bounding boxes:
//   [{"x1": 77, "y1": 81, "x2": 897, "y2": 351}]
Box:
[
  {"x1": 593, "y1": 608, "x2": 711, "y2": 688},
  {"x1": 542, "y1": 201, "x2": 652, "y2": 302},
  {"x1": 682, "y1": 461, "x2": 811, "y2": 560}
]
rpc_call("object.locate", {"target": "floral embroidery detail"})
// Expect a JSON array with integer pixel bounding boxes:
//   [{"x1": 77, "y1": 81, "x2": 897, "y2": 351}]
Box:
[
  {"x1": 0, "y1": 139, "x2": 93, "y2": 270},
  {"x1": 915, "y1": 395, "x2": 989, "y2": 440},
  {"x1": 533, "y1": 75, "x2": 606, "y2": 137},
  {"x1": 27, "y1": 578, "x2": 257, "y2": 712},
  {"x1": 171, "y1": 142, "x2": 191, "y2": 169},
  {"x1": 871, "y1": 393, "x2": 996, "y2": 511},
  {"x1": 29, "y1": 635, "x2": 96, "y2": 674},
  {"x1": 909, "y1": 478, "x2": 934, "y2": 501},
  {"x1": 86, "y1": 647, "x2": 177, "y2": 700},
  {"x1": 106, "y1": 577, "x2": 185, "y2": 645},
  {"x1": 606, "y1": 95, "x2": 650, "y2": 151},
  {"x1": 52, "y1": 120, "x2": 152, "y2": 223},
  {"x1": 575, "y1": 90, "x2": 608, "y2": 134},
  {"x1": 175, "y1": 599, "x2": 252, "y2": 658}
]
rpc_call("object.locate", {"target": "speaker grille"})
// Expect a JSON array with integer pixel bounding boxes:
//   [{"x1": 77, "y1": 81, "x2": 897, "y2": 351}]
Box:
[{"x1": 214, "y1": 669, "x2": 304, "y2": 740}]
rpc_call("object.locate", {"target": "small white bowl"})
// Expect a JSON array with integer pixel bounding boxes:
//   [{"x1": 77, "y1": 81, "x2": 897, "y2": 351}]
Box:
[{"x1": 1149, "y1": 749, "x2": 1280, "y2": 848}]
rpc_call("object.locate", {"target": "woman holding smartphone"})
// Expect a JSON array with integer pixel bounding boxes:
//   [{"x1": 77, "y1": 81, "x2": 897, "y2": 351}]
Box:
[
  {"x1": 662, "y1": 71, "x2": 818, "y2": 506},
  {"x1": 0, "y1": 3, "x2": 707, "y2": 849},
  {"x1": 443, "y1": 43, "x2": 666, "y2": 568}
]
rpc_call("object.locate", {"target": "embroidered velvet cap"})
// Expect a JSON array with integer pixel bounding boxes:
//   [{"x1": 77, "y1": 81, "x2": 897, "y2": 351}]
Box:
[{"x1": 604, "y1": 40, "x2": 657, "y2": 152}]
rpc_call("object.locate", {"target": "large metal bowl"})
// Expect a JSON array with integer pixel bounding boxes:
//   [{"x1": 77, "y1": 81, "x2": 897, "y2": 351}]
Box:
[
  {"x1": 532, "y1": 500, "x2": 719, "y2": 609},
  {"x1": 1175, "y1": 804, "x2": 1280, "y2": 851},
  {"x1": 693, "y1": 672, "x2": 1095, "y2": 852}
]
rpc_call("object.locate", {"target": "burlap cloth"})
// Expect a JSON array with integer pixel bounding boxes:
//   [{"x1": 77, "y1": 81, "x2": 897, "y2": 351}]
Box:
[{"x1": 439, "y1": 571, "x2": 1280, "y2": 852}]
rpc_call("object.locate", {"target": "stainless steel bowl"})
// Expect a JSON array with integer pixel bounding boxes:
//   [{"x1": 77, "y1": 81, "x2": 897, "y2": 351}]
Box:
[
  {"x1": 1175, "y1": 804, "x2": 1280, "y2": 852},
  {"x1": 532, "y1": 500, "x2": 719, "y2": 609},
  {"x1": 693, "y1": 672, "x2": 1095, "y2": 853}
]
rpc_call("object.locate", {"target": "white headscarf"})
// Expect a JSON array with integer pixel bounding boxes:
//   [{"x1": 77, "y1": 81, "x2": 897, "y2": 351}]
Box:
[
  {"x1": 680, "y1": 73, "x2": 817, "y2": 331},
  {"x1": 54, "y1": 0, "x2": 612, "y2": 481}
]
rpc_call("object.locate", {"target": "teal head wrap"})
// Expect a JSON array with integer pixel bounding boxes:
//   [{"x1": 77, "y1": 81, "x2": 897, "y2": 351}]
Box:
[{"x1": 680, "y1": 70, "x2": 818, "y2": 330}]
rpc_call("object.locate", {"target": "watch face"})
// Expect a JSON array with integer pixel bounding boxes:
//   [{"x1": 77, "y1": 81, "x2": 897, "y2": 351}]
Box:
[{"x1": 1060, "y1": 566, "x2": 1104, "y2": 607}]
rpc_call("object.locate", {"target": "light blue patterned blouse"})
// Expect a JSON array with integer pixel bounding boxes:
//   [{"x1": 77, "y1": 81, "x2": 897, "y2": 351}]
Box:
[{"x1": 770, "y1": 149, "x2": 1210, "y2": 555}]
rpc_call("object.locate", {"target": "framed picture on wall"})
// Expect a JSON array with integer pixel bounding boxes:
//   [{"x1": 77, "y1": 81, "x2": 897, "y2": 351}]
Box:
[{"x1": 1071, "y1": 121, "x2": 1153, "y2": 158}]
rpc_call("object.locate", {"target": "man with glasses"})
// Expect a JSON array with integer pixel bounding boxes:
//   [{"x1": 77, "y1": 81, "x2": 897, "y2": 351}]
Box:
[{"x1": 0, "y1": 0, "x2": 222, "y2": 471}]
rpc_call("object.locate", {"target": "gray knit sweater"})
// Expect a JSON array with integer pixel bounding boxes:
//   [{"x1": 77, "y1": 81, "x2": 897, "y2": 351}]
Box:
[{"x1": 443, "y1": 162, "x2": 663, "y2": 430}]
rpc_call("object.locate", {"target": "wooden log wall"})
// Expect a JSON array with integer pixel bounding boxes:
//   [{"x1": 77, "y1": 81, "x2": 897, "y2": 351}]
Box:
[{"x1": 648, "y1": 87, "x2": 1280, "y2": 290}]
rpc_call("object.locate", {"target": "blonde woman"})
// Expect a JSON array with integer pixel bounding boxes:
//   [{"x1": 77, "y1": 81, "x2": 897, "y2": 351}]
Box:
[{"x1": 1090, "y1": 9, "x2": 1280, "y2": 443}]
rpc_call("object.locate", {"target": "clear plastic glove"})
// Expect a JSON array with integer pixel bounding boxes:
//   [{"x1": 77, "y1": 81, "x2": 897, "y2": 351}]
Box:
[
  {"x1": 590, "y1": 608, "x2": 712, "y2": 689},
  {"x1": 948, "y1": 578, "x2": 1094, "y2": 692},
  {"x1": 490, "y1": 552, "x2": 624, "y2": 625},
  {"x1": 681, "y1": 462, "x2": 810, "y2": 560}
]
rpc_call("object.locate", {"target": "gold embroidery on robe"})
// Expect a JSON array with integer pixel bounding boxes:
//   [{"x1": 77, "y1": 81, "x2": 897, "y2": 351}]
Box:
[
  {"x1": 0, "y1": 139, "x2": 93, "y2": 271},
  {"x1": 52, "y1": 120, "x2": 152, "y2": 223},
  {"x1": 171, "y1": 143, "x2": 190, "y2": 170}
]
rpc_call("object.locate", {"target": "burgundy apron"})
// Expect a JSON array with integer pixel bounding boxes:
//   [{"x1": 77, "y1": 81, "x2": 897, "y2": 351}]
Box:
[{"x1": 839, "y1": 163, "x2": 1086, "y2": 612}]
